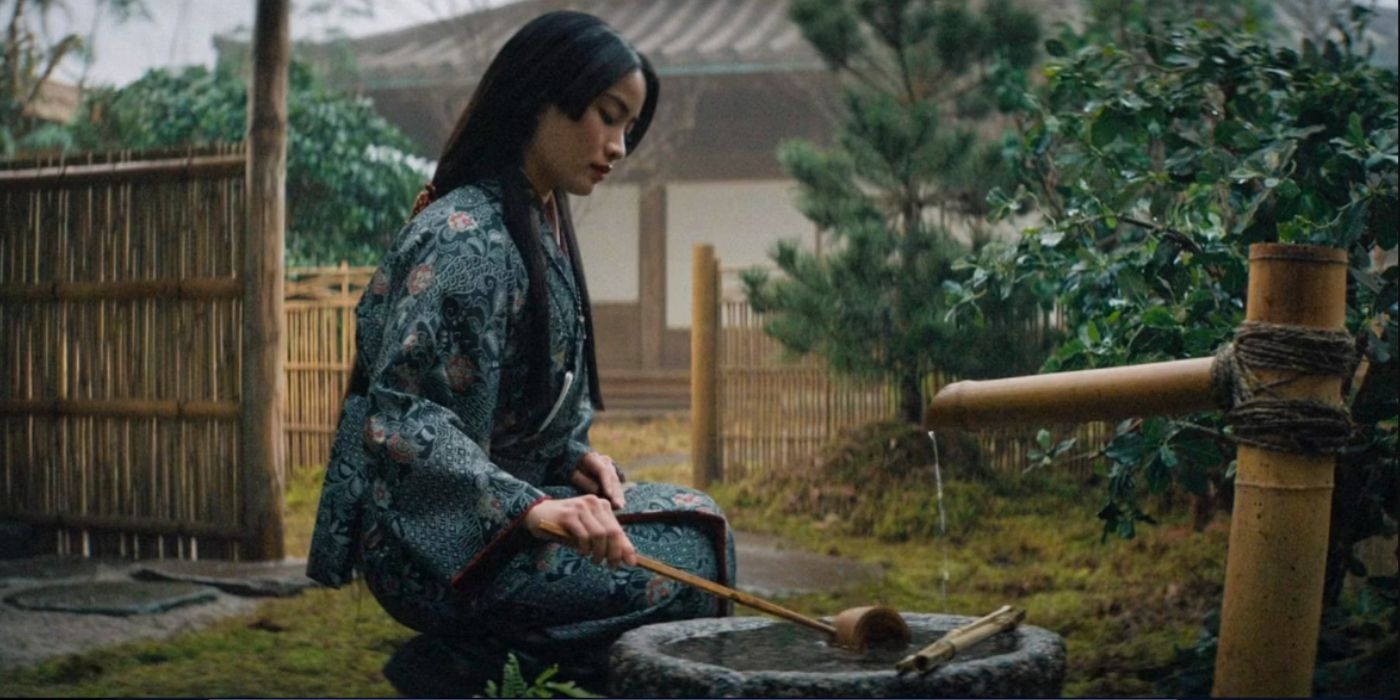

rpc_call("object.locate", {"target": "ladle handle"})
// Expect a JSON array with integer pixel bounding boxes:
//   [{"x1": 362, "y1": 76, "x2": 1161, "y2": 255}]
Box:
[{"x1": 536, "y1": 520, "x2": 837, "y2": 637}]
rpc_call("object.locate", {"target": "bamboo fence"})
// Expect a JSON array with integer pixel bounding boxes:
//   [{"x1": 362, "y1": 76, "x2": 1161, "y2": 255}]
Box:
[
  {"x1": 1, "y1": 146, "x2": 248, "y2": 559},
  {"x1": 283, "y1": 263, "x2": 371, "y2": 471},
  {"x1": 715, "y1": 268, "x2": 1110, "y2": 482}
]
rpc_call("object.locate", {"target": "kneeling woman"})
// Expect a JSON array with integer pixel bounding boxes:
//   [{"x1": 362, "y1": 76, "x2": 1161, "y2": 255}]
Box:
[{"x1": 306, "y1": 10, "x2": 734, "y2": 672}]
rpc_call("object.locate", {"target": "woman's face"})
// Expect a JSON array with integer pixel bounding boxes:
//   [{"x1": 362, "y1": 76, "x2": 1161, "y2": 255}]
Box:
[{"x1": 524, "y1": 69, "x2": 646, "y2": 198}]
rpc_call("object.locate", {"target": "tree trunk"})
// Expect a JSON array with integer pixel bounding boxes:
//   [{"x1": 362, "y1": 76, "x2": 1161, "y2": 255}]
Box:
[{"x1": 899, "y1": 370, "x2": 922, "y2": 425}]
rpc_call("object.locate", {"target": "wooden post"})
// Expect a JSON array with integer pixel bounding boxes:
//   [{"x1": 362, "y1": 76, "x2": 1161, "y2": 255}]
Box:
[
  {"x1": 241, "y1": 0, "x2": 288, "y2": 561},
  {"x1": 639, "y1": 185, "x2": 666, "y2": 370},
  {"x1": 691, "y1": 244, "x2": 719, "y2": 488},
  {"x1": 1212, "y1": 243, "x2": 1347, "y2": 697}
]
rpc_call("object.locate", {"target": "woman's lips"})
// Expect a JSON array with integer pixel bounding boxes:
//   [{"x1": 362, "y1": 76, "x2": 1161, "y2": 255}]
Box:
[{"x1": 590, "y1": 164, "x2": 611, "y2": 181}]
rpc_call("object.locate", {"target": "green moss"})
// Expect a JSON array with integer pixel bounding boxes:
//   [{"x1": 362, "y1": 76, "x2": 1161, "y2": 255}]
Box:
[
  {"x1": 0, "y1": 417, "x2": 1247, "y2": 697},
  {"x1": 707, "y1": 426, "x2": 1234, "y2": 698}
]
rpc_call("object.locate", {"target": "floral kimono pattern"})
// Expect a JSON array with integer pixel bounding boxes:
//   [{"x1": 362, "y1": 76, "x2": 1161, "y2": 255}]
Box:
[{"x1": 306, "y1": 181, "x2": 734, "y2": 646}]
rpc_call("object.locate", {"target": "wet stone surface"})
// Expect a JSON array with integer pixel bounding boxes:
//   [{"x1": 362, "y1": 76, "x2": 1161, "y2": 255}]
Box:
[
  {"x1": 131, "y1": 558, "x2": 318, "y2": 597},
  {"x1": 5, "y1": 580, "x2": 218, "y2": 616},
  {"x1": 610, "y1": 613, "x2": 1066, "y2": 698}
]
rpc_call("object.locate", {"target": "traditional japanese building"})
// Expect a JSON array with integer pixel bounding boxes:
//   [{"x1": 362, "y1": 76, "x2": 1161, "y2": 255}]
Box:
[
  {"x1": 233, "y1": 0, "x2": 857, "y2": 410},
  {"x1": 216, "y1": 0, "x2": 1396, "y2": 410}
]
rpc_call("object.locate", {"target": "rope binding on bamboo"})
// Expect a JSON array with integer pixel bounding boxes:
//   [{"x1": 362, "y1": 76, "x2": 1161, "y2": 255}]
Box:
[{"x1": 1210, "y1": 320, "x2": 1356, "y2": 454}]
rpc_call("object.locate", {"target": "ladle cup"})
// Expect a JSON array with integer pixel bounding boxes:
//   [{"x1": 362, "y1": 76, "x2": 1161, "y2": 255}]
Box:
[{"x1": 537, "y1": 520, "x2": 911, "y2": 650}]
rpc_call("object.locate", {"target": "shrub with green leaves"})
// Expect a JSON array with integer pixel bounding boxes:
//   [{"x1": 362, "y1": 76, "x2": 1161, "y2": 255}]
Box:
[
  {"x1": 951, "y1": 5, "x2": 1396, "y2": 693},
  {"x1": 71, "y1": 61, "x2": 424, "y2": 266}
]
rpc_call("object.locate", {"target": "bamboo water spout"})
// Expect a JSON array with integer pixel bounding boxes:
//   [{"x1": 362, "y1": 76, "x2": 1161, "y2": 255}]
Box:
[
  {"x1": 922, "y1": 243, "x2": 1349, "y2": 697},
  {"x1": 925, "y1": 357, "x2": 1217, "y2": 429}
]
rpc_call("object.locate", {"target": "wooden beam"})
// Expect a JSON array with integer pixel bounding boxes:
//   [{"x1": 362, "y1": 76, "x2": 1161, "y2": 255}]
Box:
[
  {"x1": 691, "y1": 244, "x2": 720, "y2": 488},
  {"x1": 241, "y1": 0, "x2": 289, "y2": 561},
  {"x1": 0, "y1": 398, "x2": 239, "y2": 420},
  {"x1": 639, "y1": 184, "x2": 667, "y2": 369},
  {"x1": 0, "y1": 154, "x2": 245, "y2": 187},
  {"x1": 5, "y1": 511, "x2": 244, "y2": 540},
  {"x1": 0, "y1": 277, "x2": 240, "y2": 302}
]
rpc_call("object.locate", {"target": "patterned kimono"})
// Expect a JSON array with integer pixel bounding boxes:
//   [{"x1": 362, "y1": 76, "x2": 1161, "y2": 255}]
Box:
[{"x1": 306, "y1": 181, "x2": 734, "y2": 653}]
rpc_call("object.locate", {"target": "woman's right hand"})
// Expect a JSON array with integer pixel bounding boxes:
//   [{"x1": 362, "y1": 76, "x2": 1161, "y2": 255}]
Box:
[{"x1": 525, "y1": 496, "x2": 638, "y2": 568}]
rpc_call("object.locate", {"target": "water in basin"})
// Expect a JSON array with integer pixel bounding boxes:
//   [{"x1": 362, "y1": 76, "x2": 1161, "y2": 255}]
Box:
[{"x1": 663, "y1": 621, "x2": 1015, "y2": 673}]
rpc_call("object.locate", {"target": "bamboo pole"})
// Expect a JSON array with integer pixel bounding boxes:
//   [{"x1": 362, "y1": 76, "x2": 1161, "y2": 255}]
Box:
[
  {"x1": 1212, "y1": 243, "x2": 1347, "y2": 697},
  {"x1": 918, "y1": 243, "x2": 1348, "y2": 695},
  {"x1": 241, "y1": 0, "x2": 289, "y2": 561},
  {"x1": 692, "y1": 244, "x2": 719, "y2": 489},
  {"x1": 924, "y1": 357, "x2": 1216, "y2": 430}
]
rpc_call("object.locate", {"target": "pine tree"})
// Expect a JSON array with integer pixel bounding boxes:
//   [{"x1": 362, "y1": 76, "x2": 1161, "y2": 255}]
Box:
[{"x1": 743, "y1": 0, "x2": 1042, "y2": 423}]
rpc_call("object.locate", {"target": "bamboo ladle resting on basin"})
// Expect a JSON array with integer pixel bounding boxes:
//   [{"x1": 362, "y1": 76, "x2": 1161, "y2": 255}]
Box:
[{"x1": 537, "y1": 520, "x2": 910, "y2": 650}]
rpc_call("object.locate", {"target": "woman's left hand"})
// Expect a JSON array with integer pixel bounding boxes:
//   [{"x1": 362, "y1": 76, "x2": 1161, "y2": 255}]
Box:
[{"x1": 571, "y1": 451, "x2": 626, "y2": 511}]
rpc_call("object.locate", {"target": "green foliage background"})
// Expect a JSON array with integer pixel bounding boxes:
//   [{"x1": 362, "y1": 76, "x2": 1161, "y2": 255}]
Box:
[
  {"x1": 73, "y1": 61, "x2": 424, "y2": 266},
  {"x1": 19, "y1": 60, "x2": 424, "y2": 267},
  {"x1": 743, "y1": 0, "x2": 1052, "y2": 423}
]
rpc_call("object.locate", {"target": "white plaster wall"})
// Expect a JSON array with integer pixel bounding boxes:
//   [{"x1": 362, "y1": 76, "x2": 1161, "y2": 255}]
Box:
[
  {"x1": 666, "y1": 180, "x2": 814, "y2": 329},
  {"x1": 570, "y1": 183, "x2": 640, "y2": 303}
]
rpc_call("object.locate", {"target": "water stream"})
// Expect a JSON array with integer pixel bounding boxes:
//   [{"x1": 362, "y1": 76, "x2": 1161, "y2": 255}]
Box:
[{"x1": 929, "y1": 431, "x2": 949, "y2": 605}]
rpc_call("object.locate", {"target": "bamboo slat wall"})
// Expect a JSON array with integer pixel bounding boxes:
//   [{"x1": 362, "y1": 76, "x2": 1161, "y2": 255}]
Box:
[
  {"x1": 283, "y1": 263, "x2": 371, "y2": 471},
  {"x1": 0, "y1": 146, "x2": 247, "y2": 559},
  {"x1": 716, "y1": 270, "x2": 1110, "y2": 481}
]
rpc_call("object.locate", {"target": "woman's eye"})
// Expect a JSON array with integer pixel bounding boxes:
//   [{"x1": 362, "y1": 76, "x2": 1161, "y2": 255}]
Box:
[{"x1": 599, "y1": 109, "x2": 618, "y2": 126}]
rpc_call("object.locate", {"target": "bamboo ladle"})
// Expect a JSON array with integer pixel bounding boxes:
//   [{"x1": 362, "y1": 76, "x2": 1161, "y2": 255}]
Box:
[{"x1": 537, "y1": 520, "x2": 911, "y2": 651}]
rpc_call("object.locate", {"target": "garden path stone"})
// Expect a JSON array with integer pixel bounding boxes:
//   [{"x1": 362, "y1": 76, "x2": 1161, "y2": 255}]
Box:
[
  {"x1": 733, "y1": 532, "x2": 883, "y2": 598},
  {"x1": 131, "y1": 558, "x2": 318, "y2": 597},
  {"x1": 5, "y1": 580, "x2": 218, "y2": 616}
]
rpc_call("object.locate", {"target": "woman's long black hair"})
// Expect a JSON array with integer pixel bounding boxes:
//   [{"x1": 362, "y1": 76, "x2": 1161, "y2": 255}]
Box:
[{"x1": 424, "y1": 11, "x2": 660, "y2": 412}]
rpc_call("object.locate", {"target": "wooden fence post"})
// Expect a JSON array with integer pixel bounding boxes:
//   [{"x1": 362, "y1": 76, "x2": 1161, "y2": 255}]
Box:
[
  {"x1": 1212, "y1": 244, "x2": 1348, "y2": 696},
  {"x1": 692, "y1": 244, "x2": 719, "y2": 488},
  {"x1": 241, "y1": 0, "x2": 289, "y2": 561}
]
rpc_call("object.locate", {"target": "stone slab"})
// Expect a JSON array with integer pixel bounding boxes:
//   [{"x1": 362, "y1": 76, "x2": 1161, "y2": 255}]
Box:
[
  {"x1": 4, "y1": 580, "x2": 218, "y2": 616},
  {"x1": 130, "y1": 558, "x2": 317, "y2": 597},
  {"x1": 734, "y1": 532, "x2": 882, "y2": 598},
  {"x1": 0, "y1": 555, "x2": 100, "y2": 583}
]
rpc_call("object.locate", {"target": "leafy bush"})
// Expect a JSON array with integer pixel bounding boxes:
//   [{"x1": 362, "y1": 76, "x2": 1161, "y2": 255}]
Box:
[
  {"x1": 71, "y1": 61, "x2": 425, "y2": 266},
  {"x1": 952, "y1": 4, "x2": 1396, "y2": 693}
]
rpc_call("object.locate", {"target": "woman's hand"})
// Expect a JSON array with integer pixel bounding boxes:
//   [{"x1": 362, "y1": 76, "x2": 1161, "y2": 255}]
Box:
[
  {"x1": 570, "y1": 451, "x2": 626, "y2": 511},
  {"x1": 525, "y1": 496, "x2": 637, "y2": 568}
]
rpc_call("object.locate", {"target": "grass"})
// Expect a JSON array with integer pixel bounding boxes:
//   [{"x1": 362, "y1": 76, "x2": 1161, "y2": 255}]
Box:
[
  {"x1": 1, "y1": 415, "x2": 1237, "y2": 697},
  {"x1": 708, "y1": 474, "x2": 1230, "y2": 697}
]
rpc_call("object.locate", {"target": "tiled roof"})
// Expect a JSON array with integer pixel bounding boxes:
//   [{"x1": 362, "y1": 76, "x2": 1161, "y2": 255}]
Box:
[
  {"x1": 285, "y1": 0, "x2": 1398, "y2": 89},
  {"x1": 320, "y1": 0, "x2": 826, "y2": 88}
]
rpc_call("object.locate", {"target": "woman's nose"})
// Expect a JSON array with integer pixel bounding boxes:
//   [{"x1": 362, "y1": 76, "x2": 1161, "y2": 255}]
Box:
[{"x1": 606, "y1": 134, "x2": 626, "y2": 162}]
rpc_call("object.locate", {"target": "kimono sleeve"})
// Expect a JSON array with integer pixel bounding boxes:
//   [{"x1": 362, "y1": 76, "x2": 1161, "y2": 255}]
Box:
[{"x1": 361, "y1": 205, "x2": 548, "y2": 592}]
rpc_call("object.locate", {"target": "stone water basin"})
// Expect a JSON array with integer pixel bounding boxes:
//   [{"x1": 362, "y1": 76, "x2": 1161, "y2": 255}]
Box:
[{"x1": 609, "y1": 613, "x2": 1065, "y2": 698}]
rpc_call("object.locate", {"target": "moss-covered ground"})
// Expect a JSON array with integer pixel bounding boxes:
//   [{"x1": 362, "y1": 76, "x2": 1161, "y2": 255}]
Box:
[{"x1": 0, "y1": 414, "x2": 1253, "y2": 697}]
